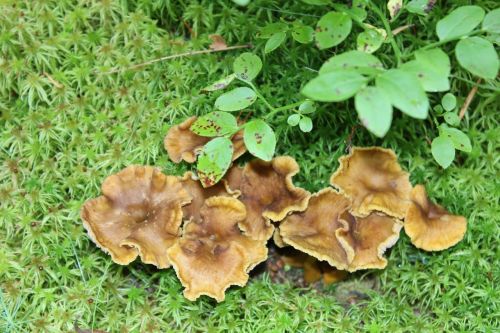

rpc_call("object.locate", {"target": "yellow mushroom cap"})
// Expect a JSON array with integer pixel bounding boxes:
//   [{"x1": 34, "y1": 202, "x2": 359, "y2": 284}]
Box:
[
  {"x1": 330, "y1": 147, "x2": 412, "y2": 219},
  {"x1": 404, "y1": 185, "x2": 467, "y2": 251},
  {"x1": 81, "y1": 166, "x2": 191, "y2": 268}
]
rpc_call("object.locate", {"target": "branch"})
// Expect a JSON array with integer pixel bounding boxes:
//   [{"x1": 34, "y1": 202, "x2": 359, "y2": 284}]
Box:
[{"x1": 459, "y1": 79, "x2": 481, "y2": 120}]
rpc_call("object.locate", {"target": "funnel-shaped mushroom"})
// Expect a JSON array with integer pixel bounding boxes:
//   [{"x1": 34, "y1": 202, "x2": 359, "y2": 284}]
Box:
[
  {"x1": 404, "y1": 185, "x2": 467, "y2": 251},
  {"x1": 337, "y1": 212, "x2": 402, "y2": 272},
  {"x1": 330, "y1": 147, "x2": 412, "y2": 218},
  {"x1": 167, "y1": 197, "x2": 268, "y2": 302},
  {"x1": 225, "y1": 156, "x2": 311, "y2": 241},
  {"x1": 278, "y1": 188, "x2": 352, "y2": 270},
  {"x1": 281, "y1": 252, "x2": 348, "y2": 285},
  {"x1": 164, "y1": 116, "x2": 246, "y2": 163},
  {"x1": 81, "y1": 166, "x2": 191, "y2": 268}
]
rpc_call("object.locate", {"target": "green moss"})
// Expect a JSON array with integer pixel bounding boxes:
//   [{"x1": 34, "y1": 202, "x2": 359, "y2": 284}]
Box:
[{"x1": 0, "y1": 1, "x2": 499, "y2": 332}]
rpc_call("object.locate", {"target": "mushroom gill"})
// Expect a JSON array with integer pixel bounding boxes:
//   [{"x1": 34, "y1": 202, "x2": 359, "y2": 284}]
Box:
[
  {"x1": 80, "y1": 166, "x2": 191, "y2": 268},
  {"x1": 164, "y1": 116, "x2": 246, "y2": 164},
  {"x1": 404, "y1": 185, "x2": 467, "y2": 251},
  {"x1": 330, "y1": 147, "x2": 412, "y2": 219},
  {"x1": 225, "y1": 156, "x2": 311, "y2": 241},
  {"x1": 167, "y1": 196, "x2": 268, "y2": 302}
]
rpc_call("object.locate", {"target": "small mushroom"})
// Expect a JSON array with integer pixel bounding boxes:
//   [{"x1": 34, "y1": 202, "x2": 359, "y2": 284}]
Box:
[
  {"x1": 226, "y1": 156, "x2": 311, "y2": 241},
  {"x1": 404, "y1": 185, "x2": 467, "y2": 251},
  {"x1": 278, "y1": 188, "x2": 352, "y2": 270},
  {"x1": 167, "y1": 196, "x2": 268, "y2": 302},
  {"x1": 330, "y1": 147, "x2": 412, "y2": 218},
  {"x1": 81, "y1": 166, "x2": 191, "y2": 268},
  {"x1": 337, "y1": 212, "x2": 403, "y2": 272},
  {"x1": 164, "y1": 116, "x2": 246, "y2": 163}
]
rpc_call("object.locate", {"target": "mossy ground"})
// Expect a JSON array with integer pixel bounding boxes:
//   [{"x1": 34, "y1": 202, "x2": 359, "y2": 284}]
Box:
[{"x1": 0, "y1": 1, "x2": 498, "y2": 332}]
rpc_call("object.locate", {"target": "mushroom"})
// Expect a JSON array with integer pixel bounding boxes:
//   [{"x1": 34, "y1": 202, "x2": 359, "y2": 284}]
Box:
[
  {"x1": 225, "y1": 156, "x2": 311, "y2": 241},
  {"x1": 330, "y1": 147, "x2": 412, "y2": 218},
  {"x1": 80, "y1": 166, "x2": 191, "y2": 268},
  {"x1": 164, "y1": 116, "x2": 246, "y2": 163},
  {"x1": 404, "y1": 185, "x2": 467, "y2": 251},
  {"x1": 278, "y1": 188, "x2": 352, "y2": 270},
  {"x1": 337, "y1": 211, "x2": 402, "y2": 272},
  {"x1": 167, "y1": 196, "x2": 268, "y2": 302},
  {"x1": 281, "y1": 252, "x2": 348, "y2": 285}
]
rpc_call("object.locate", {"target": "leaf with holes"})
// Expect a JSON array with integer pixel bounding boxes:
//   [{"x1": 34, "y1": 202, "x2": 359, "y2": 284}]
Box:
[
  {"x1": 376, "y1": 69, "x2": 429, "y2": 119},
  {"x1": 202, "y1": 74, "x2": 236, "y2": 92},
  {"x1": 302, "y1": 71, "x2": 367, "y2": 102},
  {"x1": 197, "y1": 137, "x2": 233, "y2": 187},
  {"x1": 292, "y1": 23, "x2": 314, "y2": 44},
  {"x1": 315, "y1": 12, "x2": 352, "y2": 49},
  {"x1": 233, "y1": 53, "x2": 262, "y2": 81},
  {"x1": 407, "y1": 0, "x2": 434, "y2": 16},
  {"x1": 440, "y1": 125, "x2": 472, "y2": 153},
  {"x1": 355, "y1": 86, "x2": 393, "y2": 138},
  {"x1": 387, "y1": 0, "x2": 403, "y2": 19},
  {"x1": 455, "y1": 37, "x2": 499, "y2": 80},
  {"x1": 243, "y1": 120, "x2": 276, "y2": 161},
  {"x1": 320, "y1": 50, "x2": 384, "y2": 76},
  {"x1": 444, "y1": 112, "x2": 460, "y2": 126},
  {"x1": 191, "y1": 112, "x2": 239, "y2": 137},
  {"x1": 431, "y1": 136, "x2": 455, "y2": 168},
  {"x1": 436, "y1": 6, "x2": 485, "y2": 41},
  {"x1": 357, "y1": 28, "x2": 385, "y2": 54},
  {"x1": 215, "y1": 87, "x2": 257, "y2": 111}
]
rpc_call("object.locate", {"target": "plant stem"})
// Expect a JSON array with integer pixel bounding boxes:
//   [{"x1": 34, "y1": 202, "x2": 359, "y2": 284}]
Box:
[
  {"x1": 265, "y1": 100, "x2": 306, "y2": 119},
  {"x1": 244, "y1": 81, "x2": 276, "y2": 111},
  {"x1": 369, "y1": 1, "x2": 402, "y2": 66}
]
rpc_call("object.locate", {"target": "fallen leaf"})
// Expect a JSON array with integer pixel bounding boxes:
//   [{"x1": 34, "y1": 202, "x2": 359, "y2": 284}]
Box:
[{"x1": 209, "y1": 34, "x2": 228, "y2": 51}]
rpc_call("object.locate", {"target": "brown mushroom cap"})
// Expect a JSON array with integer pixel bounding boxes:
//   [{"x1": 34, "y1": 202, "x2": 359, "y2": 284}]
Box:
[
  {"x1": 81, "y1": 166, "x2": 191, "y2": 268},
  {"x1": 278, "y1": 188, "x2": 352, "y2": 270},
  {"x1": 167, "y1": 196, "x2": 268, "y2": 302},
  {"x1": 404, "y1": 185, "x2": 467, "y2": 251},
  {"x1": 164, "y1": 116, "x2": 246, "y2": 164},
  {"x1": 330, "y1": 147, "x2": 412, "y2": 218},
  {"x1": 337, "y1": 212, "x2": 402, "y2": 272},
  {"x1": 226, "y1": 156, "x2": 311, "y2": 241}
]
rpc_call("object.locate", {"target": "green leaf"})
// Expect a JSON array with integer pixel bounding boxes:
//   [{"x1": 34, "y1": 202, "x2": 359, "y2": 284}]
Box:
[
  {"x1": 436, "y1": 6, "x2": 485, "y2": 41},
  {"x1": 291, "y1": 24, "x2": 314, "y2": 44},
  {"x1": 302, "y1": 71, "x2": 367, "y2": 102},
  {"x1": 483, "y1": 8, "x2": 500, "y2": 34},
  {"x1": 191, "y1": 112, "x2": 239, "y2": 137},
  {"x1": 258, "y1": 22, "x2": 288, "y2": 38},
  {"x1": 298, "y1": 100, "x2": 316, "y2": 114},
  {"x1": 444, "y1": 112, "x2": 460, "y2": 126},
  {"x1": 315, "y1": 12, "x2": 352, "y2": 49},
  {"x1": 431, "y1": 136, "x2": 455, "y2": 168},
  {"x1": 215, "y1": 87, "x2": 257, "y2": 111},
  {"x1": 332, "y1": 1, "x2": 367, "y2": 22},
  {"x1": 265, "y1": 32, "x2": 287, "y2": 53},
  {"x1": 357, "y1": 29, "x2": 385, "y2": 54},
  {"x1": 233, "y1": 53, "x2": 262, "y2": 81},
  {"x1": 320, "y1": 50, "x2": 384, "y2": 75},
  {"x1": 243, "y1": 120, "x2": 276, "y2": 161},
  {"x1": 299, "y1": 116, "x2": 313, "y2": 132},
  {"x1": 287, "y1": 114, "x2": 301, "y2": 126},
  {"x1": 441, "y1": 93, "x2": 456, "y2": 112},
  {"x1": 387, "y1": 0, "x2": 403, "y2": 19},
  {"x1": 201, "y1": 74, "x2": 236, "y2": 92},
  {"x1": 301, "y1": 0, "x2": 330, "y2": 5},
  {"x1": 197, "y1": 137, "x2": 233, "y2": 187},
  {"x1": 400, "y1": 48, "x2": 450, "y2": 92},
  {"x1": 407, "y1": 0, "x2": 434, "y2": 16},
  {"x1": 455, "y1": 37, "x2": 499, "y2": 80},
  {"x1": 354, "y1": 86, "x2": 393, "y2": 138},
  {"x1": 440, "y1": 125, "x2": 472, "y2": 152},
  {"x1": 231, "y1": 0, "x2": 250, "y2": 6},
  {"x1": 376, "y1": 69, "x2": 429, "y2": 119}
]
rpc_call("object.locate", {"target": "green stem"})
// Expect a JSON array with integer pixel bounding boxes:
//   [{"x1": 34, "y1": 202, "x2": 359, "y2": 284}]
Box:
[
  {"x1": 245, "y1": 81, "x2": 276, "y2": 111},
  {"x1": 266, "y1": 100, "x2": 306, "y2": 119},
  {"x1": 369, "y1": 1, "x2": 402, "y2": 66}
]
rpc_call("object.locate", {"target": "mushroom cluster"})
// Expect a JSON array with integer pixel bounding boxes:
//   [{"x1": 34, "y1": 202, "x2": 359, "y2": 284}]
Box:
[
  {"x1": 81, "y1": 124, "x2": 467, "y2": 302},
  {"x1": 276, "y1": 147, "x2": 468, "y2": 275}
]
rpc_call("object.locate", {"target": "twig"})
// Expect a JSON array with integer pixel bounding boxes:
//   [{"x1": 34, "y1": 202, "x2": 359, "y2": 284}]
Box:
[
  {"x1": 100, "y1": 44, "x2": 252, "y2": 75},
  {"x1": 43, "y1": 72, "x2": 63, "y2": 89},
  {"x1": 459, "y1": 79, "x2": 481, "y2": 120},
  {"x1": 392, "y1": 24, "x2": 414, "y2": 36}
]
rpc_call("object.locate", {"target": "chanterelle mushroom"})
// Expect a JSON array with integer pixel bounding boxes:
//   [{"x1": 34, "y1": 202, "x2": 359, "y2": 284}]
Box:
[
  {"x1": 225, "y1": 156, "x2": 311, "y2": 241},
  {"x1": 167, "y1": 197, "x2": 268, "y2": 302},
  {"x1": 81, "y1": 166, "x2": 191, "y2": 268},
  {"x1": 164, "y1": 116, "x2": 246, "y2": 163},
  {"x1": 404, "y1": 185, "x2": 467, "y2": 251},
  {"x1": 330, "y1": 147, "x2": 412, "y2": 218},
  {"x1": 337, "y1": 211, "x2": 403, "y2": 272},
  {"x1": 279, "y1": 188, "x2": 352, "y2": 270}
]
